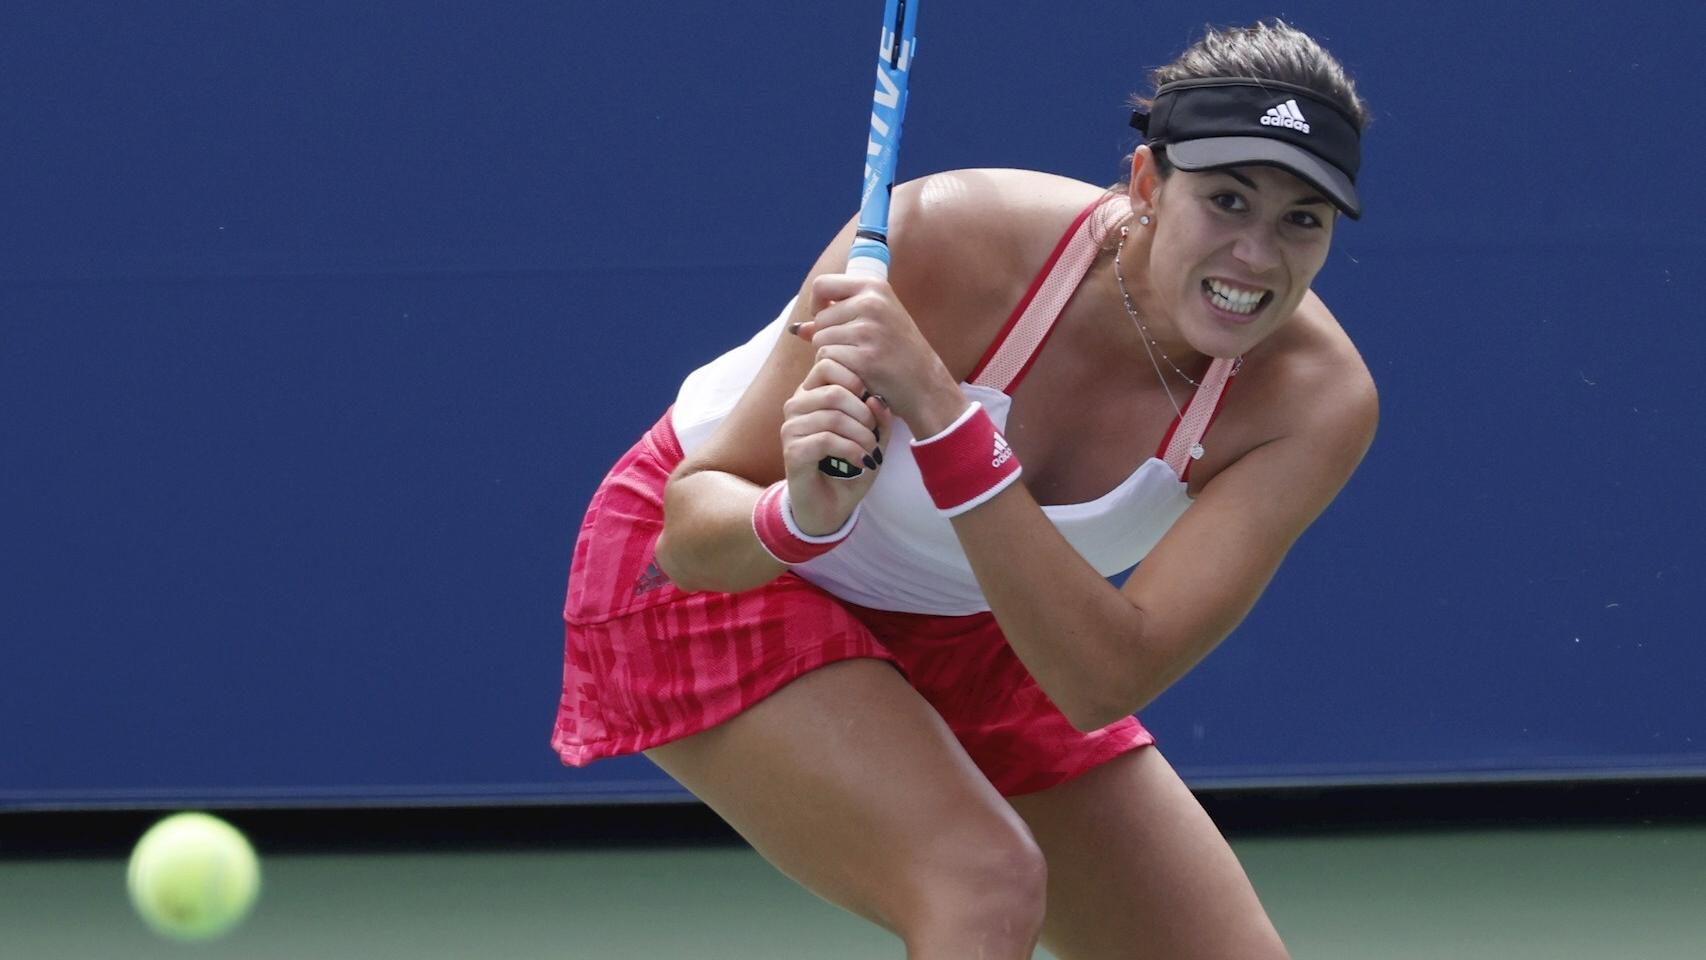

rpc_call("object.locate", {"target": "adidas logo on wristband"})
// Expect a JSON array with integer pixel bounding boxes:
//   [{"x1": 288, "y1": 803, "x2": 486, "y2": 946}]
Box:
[{"x1": 912, "y1": 402, "x2": 1024, "y2": 518}]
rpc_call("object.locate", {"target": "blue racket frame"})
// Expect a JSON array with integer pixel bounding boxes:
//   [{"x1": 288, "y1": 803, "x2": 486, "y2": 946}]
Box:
[
  {"x1": 847, "y1": 0, "x2": 919, "y2": 279},
  {"x1": 821, "y1": 0, "x2": 920, "y2": 479}
]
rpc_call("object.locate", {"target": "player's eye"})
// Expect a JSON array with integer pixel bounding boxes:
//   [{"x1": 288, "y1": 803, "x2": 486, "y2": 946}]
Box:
[
  {"x1": 1210, "y1": 192, "x2": 1247, "y2": 212},
  {"x1": 1287, "y1": 210, "x2": 1324, "y2": 229}
]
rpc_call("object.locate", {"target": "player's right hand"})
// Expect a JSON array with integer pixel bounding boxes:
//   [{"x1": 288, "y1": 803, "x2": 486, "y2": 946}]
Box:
[{"x1": 780, "y1": 357, "x2": 893, "y2": 535}]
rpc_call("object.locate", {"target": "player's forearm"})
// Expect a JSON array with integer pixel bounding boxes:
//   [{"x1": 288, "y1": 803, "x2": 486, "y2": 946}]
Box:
[
  {"x1": 654, "y1": 469, "x2": 786, "y2": 594},
  {"x1": 951, "y1": 486, "x2": 1169, "y2": 731}
]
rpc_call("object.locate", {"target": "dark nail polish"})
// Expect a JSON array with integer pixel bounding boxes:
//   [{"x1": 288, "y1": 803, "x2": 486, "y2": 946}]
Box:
[
  {"x1": 873, "y1": 426, "x2": 881, "y2": 444},
  {"x1": 862, "y1": 454, "x2": 877, "y2": 470},
  {"x1": 872, "y1": 447, "x2": 884, "y2": 465},
  {"x1": 787, "y1": 322, "x2": 802, "y2": 335}
]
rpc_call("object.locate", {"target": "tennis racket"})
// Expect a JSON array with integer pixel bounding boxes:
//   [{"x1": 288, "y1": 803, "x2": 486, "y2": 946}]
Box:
[{"x1": 818, "y1": 0, "x2": 920, "y2": 479}]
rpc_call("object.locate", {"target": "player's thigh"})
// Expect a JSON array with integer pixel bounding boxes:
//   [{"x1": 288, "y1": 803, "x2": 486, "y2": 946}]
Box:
[
  {"x1": 644, "y1": 657, "x2": 1041, "y2": 932},
  {"x1": 1006, "y1": 747, "x2": 1289, "y2": 960}
]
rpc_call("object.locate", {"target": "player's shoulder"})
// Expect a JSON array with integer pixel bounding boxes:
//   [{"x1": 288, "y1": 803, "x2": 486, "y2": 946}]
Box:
[
  {"x1": 882, "y1": 169, "x2": 1111, "y2": 374},
  {"x1": 1248, "y1": 291, "x2": 1379, "y2": 453},
  {"x1": 892, "y1": 168, "x2": 1111, "y2": 270}
]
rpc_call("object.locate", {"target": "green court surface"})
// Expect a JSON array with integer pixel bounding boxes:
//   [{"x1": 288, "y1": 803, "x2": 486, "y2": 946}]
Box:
[{"x1": 3, "y1": 824, "x2": 1702, "y2": 958}]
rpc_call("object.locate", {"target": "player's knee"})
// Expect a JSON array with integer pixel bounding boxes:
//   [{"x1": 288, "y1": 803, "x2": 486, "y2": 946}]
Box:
[
  {"x1": 964, "y1": 832, "x2": 1048, "y2": 921},
  {"x1": 976, "y1": 836, "x2": 1049, "y2": 932},
  {"x1": 897, "y1": 819, "x2": 1048, "y2": 947}
]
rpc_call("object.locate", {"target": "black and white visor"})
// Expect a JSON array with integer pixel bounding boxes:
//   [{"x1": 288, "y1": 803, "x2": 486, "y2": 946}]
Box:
[{"x1": 1132, "y1": 78, "x2": 1363, "y2": 219}]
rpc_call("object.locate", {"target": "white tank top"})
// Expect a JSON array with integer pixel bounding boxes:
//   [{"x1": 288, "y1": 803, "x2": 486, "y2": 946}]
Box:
[{"x1": 672, "y1": 195, "x2": 1240, "y2": 615}]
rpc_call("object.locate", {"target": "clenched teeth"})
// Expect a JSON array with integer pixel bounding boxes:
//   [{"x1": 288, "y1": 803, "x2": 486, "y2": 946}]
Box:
[{"x1": 1204, "y1": 278, "x2": 1270, "y2": 315}]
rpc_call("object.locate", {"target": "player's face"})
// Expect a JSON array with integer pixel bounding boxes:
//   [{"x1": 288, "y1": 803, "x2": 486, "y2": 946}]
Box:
[{"x1": 1148, "y1": 165, "x2": 1336, "y2": 357}]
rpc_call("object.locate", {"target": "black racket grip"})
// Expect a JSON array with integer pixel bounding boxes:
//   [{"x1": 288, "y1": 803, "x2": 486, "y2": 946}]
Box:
[
  {"x1": 815, "y1": 393, "x2": 885, "y2": 478},
  {"x1": 817, "y1": 456, "x2": 863, "y2": 479}
]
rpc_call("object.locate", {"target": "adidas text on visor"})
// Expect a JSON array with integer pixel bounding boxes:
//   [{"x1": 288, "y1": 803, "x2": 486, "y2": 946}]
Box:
[{"x1": 1132, "y1": 78, "x2": 1363, "y2": 219}]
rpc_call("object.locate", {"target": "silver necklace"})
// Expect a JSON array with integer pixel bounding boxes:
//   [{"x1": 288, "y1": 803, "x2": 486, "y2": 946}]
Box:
[
  {"x1": 1114, "y1": 224, "x2": 1206, "y2": 460},
  {"x1": 1114, "y1": 225, "x2": 1203, "y2": 390}
]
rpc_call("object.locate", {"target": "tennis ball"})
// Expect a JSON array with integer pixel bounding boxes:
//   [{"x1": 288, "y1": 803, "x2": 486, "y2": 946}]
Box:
[{"x1": 126, "y1": 812, "x2": 261, "y2": 941}]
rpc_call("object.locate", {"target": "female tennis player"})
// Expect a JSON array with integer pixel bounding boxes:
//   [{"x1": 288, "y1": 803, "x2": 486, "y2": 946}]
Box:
[{"x1": 554, "y1": 20, "x2": 1374, "y2": 959}]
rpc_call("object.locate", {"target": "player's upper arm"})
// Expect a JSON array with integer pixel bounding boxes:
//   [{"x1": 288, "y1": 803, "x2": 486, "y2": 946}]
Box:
[{"x1": 1119, "y1": 359, "x2": 1379, "y2": 686}]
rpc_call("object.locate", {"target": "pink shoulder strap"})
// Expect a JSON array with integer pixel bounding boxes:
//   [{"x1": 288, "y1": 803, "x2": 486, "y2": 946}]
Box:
[
  {"x1": 966, "y1": 194, "x2": 1128, "y2": 394},
  {"x1": 963, "y1": 192, "x2": 1241, "y2": 480},
  {"x1": 1156, "y1": 356, "x2": 1242, "y2": 479}
]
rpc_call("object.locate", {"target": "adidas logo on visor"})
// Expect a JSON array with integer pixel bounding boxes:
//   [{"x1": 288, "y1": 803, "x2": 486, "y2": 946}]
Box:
[{"x1": 1259, "y1": 99, "x2": 1310, "y2": 134}]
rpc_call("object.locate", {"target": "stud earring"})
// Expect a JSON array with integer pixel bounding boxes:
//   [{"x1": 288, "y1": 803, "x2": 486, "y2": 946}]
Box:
[{"x1": 1139, "y1": 214, "x2": 1152, "y2": 226}]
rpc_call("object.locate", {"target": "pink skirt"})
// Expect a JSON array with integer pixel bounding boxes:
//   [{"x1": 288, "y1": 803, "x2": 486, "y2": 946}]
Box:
[{"x1": 551, "y1": 410, "x2": 1153, "y2": 796}]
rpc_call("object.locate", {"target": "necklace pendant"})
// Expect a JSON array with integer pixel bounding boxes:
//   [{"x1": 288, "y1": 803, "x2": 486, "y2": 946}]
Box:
[{"x1": 1189, "y1": 442, "x2": 1205, "y2": 461}]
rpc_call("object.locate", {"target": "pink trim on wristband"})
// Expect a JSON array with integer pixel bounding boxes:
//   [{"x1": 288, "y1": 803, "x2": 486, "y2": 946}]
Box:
[
  {"x1": 909, "y1": 402, "x2": 1023, "y2": 518},
  {"x1": 751, "y1": 481, "x2": 860, "y2": 565}
]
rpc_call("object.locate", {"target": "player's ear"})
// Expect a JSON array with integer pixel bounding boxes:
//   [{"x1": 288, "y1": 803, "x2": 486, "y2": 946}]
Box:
[{"x1": 1129, "y1": 145, "x2": 1162, "y2": 213}]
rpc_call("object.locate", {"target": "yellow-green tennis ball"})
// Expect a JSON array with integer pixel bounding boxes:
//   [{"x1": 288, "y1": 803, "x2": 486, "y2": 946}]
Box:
[{"x1": 126, "y1": 812, "x2": 261, "y2": 941}]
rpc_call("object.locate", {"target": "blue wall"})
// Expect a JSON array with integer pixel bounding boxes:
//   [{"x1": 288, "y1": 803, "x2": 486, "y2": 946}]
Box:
[{"x1": 3, "y1": 0, "x2": 1702, "y2": 808}]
